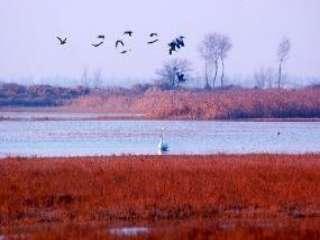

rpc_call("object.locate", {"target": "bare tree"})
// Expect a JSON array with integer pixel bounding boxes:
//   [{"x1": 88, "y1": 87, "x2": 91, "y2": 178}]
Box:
[
  {"x1": 92, "y1": 69, "x2": 103, "y2": 89},
  {"x1": 156, "y1": 58, "x2": 192, "y2": 90},
  {"x1": 217, "y1": 35, "x2": 232, "y2": 88},
  {"x1": 80, "y1": 67, "x2": 90, "y2": 88},
  {"x1": 199, "y1": 33, "x2": 220, "y2": 89},
  {"x1": 254, "y1": 67, "x2": 275, "y2": 89},
  {"x1": 199, "y1": 33, "x2": 232, "y2": 89},
  {"x1": 277, "y1": 38, "x2": 291, "y2": 88},
  {"x1": 203, "y1": 62, "x2": 210, "y2": 89}
]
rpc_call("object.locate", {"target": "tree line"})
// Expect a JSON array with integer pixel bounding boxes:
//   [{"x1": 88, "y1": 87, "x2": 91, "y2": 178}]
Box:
[{"x1": 157, "y1": 33, "x2": 291, "y2": 90}]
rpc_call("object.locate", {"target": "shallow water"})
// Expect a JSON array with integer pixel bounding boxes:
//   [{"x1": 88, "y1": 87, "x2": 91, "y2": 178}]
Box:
[
  {"x1": 0, "y1": 111, "x2": 141, "y2": 120},
  {"x1": 108, "y1": 227, "x2": 149, "y2": 237},
  {"x1": 0, "y1": 119, "x2": 319, "y2": 157}
]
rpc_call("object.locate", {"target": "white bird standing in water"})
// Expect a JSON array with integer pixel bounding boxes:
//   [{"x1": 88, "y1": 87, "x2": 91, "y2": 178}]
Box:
[{"x1": 158, "y1": 128, "x2": 169, "y2": 153}]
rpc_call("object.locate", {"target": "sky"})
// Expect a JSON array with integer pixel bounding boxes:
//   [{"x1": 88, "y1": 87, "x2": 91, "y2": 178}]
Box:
[{"x1": 0, "y1": 0, "x2": 319, "y2": 86}]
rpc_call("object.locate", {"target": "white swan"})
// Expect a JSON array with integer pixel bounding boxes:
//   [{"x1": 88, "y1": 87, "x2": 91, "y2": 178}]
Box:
[{"x1": 158, "y1": 128, "x2": 169, "y2": 153}]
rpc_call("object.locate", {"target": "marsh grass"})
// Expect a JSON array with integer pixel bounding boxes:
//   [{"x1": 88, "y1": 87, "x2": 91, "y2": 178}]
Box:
[{"x1": 1, "y1": 154, "x2": 320, "y2": 239}]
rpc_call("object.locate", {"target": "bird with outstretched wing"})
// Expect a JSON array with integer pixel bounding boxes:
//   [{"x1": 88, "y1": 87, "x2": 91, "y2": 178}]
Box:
[
  {"x1": 115, "y1": 40, "x2": 125, "y2": 48},
  {"x1": 123, "y1": 31, "x2": 133, "y2": 37},
  {"x1": 148, "y1": 39, "x2": 159, "y2": 45},
  {"x1": 149, "y1": 33, "x2": 158, "y2": 37},
  {"x1": 91, "y1": 41, "x2": 104, "y2": 48},
  {"x1": 57, "y1": 36, "x2": 67, "y2": 45},
  {"x1": 97, "y1": 34, "x2": 105, "y2": 39}
]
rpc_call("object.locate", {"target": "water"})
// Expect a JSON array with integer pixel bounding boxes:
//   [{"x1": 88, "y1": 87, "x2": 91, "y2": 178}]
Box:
[
  {"x1": 0, "y1": 120, "x2": 319, "y2": 157},
  {"x1": 0, "y1": 111, "x2": 142, "y2": 120},
  {"x1": 108, "y1": 227, "x2": 149, "y2": 237}
]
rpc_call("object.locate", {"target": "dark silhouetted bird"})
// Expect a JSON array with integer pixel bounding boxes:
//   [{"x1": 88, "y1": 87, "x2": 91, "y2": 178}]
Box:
[
  {"x1": 115, "y1": 40, "x2": 125, "y2": 48},
  {"x1": 57, "y1": 36, "x2": 67, "y2": 45},
  {"x1": 97, "y1": 35, "x2": 105, "y2": 39},
  {"x1": 91, "y1": 41, "x2": 104, "y2": 47},
  {"x1": 120, "y1": 49, "x2": 130, "y2": 54},
  {"x1": 176, "y1": 72, "x2": 185, "y2": 82},
  {"x1": 168, "y1": 41, "x2": 177, "y2": 55},
  {"x1": 176, "y1": 37, "x2": 185, "y2": 48},
  {"x1": 123, "y1": 31, "x2": 133, "y2": 37},
  {"x1": 148, "y1": 39, "x2": 159, "y2": 44},
  {"x1": 149, "y1": 33, "x2": 158, "y2": 37}
]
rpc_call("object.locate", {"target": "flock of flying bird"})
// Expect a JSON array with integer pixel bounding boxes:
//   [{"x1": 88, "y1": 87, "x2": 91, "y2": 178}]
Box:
[
  {"x1": 56, "y1": 31, "x2": 186, "y2": 55},
  {"x1": 57, "y1": 31, "x2": 187, "y2": 83}
]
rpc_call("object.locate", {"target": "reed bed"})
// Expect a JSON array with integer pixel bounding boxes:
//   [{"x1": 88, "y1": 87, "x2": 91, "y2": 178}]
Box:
[
  {"x1": 69, "y1": 88, "x2": 320, "y2": 120},
  {"x1": 1, "y1": 154, "x2": 320, "y2": 239}
]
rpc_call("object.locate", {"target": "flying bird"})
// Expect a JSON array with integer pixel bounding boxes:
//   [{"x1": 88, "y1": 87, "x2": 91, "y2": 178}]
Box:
[
  {"x1": 168, "y1": 41, "x2": 177, "y2": 55},
  {"x1": 169, "y1": 42, "x2": 177, "y2": 50},
  {"x1": 115, "y1": 40, "x2": 125, "y2": 48},
  {"x1": 168, "y1": 36, "x2": 186, "y2": 54},
  {"x1": 176, "y1": 37, "x2": 185, "y2": 48},
  {"x1": 149, "y1": 33, "x2": 158, "y2": 37},
  {"x1": 120, "y1": 49, "x2": 130, "y2": 54},
  {"x1": 147, "y1": 39, "x2": 159, "y2": 44},
  {"x1": 176, "y1": 72, "x2": 185, "y2": 82},
  {"x1": 91, "y1": 41, "x2": 104, "y2": 47},
  {"x1": 97, "y1": 35, "x2": 105, "y2": 39},
  {"x1": 56, "y1": 36, "x2": 67, "y2": 45},
  {"x1": 123, "y1": 31, "x2": 133, "y2": 37}
]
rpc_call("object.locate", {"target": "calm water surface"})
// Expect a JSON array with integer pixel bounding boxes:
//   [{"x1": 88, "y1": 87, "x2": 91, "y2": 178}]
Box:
[{"x1": 0, "y1": 119, "x2": 319, "y2": 157}]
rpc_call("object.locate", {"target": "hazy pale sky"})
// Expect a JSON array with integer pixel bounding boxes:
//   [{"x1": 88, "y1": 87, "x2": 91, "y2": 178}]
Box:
[{"x1": 0, "y1": 0, "x2": 319, "y2": 85}]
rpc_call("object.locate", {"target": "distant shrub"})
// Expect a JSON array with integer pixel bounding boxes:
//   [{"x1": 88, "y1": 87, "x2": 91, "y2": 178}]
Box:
[{"x1": 0, "y1": 84, "x2": 89, "y2": 107}]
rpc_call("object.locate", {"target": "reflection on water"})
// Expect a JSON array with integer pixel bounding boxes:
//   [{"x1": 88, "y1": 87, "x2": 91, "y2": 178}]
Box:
[
  {"x1": 0, "y1": 119, "x2": 319, "y2": 157},
  {"x1": 109, "y1": 227, "x2": 149, "y2": 237},
  {"x1": 0, "y1": 111, "x2": 143, "y2": 120}
]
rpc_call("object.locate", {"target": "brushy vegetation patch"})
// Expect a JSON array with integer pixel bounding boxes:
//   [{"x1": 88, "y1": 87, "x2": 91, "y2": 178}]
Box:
[
  {"x1": 134, "y1": 88, "x2": 320, "y2": 119},
  {"x1": 2, "y1": 83, "x2": 320, "y2": 120},
  {"x1": 68, "y1": 88, "x2": 320, "y2": 119},
  {"x1": 0, "y1": 83, "x2": 89, "y2": 107},
  {"x1": 1, "y1": 154, "x2": 320, "y2": 238}
]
